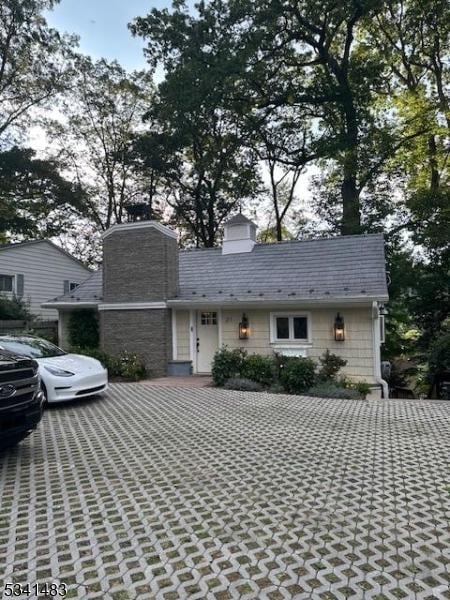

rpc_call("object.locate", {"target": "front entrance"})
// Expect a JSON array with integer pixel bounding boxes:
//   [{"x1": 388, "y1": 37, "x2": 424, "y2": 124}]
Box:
[{"x1": 196, "y1": 310, "x2": 219, "y2": 373}]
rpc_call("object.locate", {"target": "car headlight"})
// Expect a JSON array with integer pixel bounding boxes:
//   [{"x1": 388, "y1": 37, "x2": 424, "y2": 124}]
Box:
[{"x1": 44, "y1": 365, "x2": 75, "y2": 377}]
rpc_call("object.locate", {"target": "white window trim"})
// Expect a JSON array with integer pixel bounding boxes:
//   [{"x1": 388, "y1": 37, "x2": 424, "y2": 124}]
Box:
[{"x1": 269, "y1": 312, "x2": 312, "y2": 344}]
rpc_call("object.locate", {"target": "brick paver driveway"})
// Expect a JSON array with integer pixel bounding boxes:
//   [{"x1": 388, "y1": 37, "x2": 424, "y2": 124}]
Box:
[{"x1": 1, "y1": 384, "x2": 450, "y2": 600}]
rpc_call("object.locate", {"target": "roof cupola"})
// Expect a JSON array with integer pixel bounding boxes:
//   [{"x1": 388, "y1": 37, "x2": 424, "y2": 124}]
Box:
[{"x1": 222, "y1": 214, "x2": 257, "y2": 255}]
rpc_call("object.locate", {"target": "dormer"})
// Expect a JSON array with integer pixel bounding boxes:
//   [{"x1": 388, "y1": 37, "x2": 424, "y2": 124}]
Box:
[{"x1": 222, "y1": 214, "x2": 257, "y2": 255}]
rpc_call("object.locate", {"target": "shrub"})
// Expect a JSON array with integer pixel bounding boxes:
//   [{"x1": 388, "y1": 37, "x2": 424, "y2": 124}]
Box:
[
  {"x1": 119, "y1": 350, "x2": 147, "y2": 380},
  {"x1": 70, "y1": 346, "x2": 146, "y2": 380},
  {"x1": 0, "y1": 295, "x2": 32, "y2": 319},
  {"x1": 317, "y1": 349, "x2": 347, "y2": 382},
  {"x1": 352, "y1": 381, "x2": 372, "y2": 399},
  {"x1": 241, "y1": 354, "x2": 275, "y2": 386},
  {"x1": 211, "y1": 346, "x2": 247, "y2": 386},
  {"x1": 223, "y1": 377, "x2": 263, "y2": 392},
  {"x1": 337, "y1": 377, "x2": 372, "y2": 399},
  {"x1": 307, "y1": 383, "x2": 364, "y2": 400},
  {"x1": 68, "y1": 309, "x2": 99, "y2": 348},
  {"x1": 279, "y1": 357, "x2": 316, "y2": 394},
  {"x1": 267, "y1": 382, "x2": 285, "y2": 394}
]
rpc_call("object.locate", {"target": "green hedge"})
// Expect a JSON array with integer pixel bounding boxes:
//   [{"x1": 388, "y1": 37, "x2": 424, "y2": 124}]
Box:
[
  {"x1": 279, "y1": 357, "x2": 316, "y2": 394},
  {"x1": 211, "y1": 346, "x2": 370, "y2": 399},
  {"x1": 307, "y1": 383, "x2": 364, "y2": 400},
  {"x1": 68, "y1": 310, "x2": 99, "y2": 348},
  {"x1": 211, "y1": 347, "x2": 246, "y2": 386},
  {"x1": 241, "y1": 354, "x2": 276, "y2": 386}
]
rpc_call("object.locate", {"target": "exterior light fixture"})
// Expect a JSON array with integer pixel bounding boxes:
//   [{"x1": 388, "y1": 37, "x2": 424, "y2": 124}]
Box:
[
  {"x1": 334, "y1": 313, "x2": 345, "y2": 341},
  {"x1": 239, "y1": 313, "x2": 249, "y2": 339}
]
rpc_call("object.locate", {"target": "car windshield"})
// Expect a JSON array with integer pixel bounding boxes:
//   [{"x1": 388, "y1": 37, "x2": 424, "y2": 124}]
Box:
[{"x1": 0, "y1": 337, "x2": 67, "y2": 359}]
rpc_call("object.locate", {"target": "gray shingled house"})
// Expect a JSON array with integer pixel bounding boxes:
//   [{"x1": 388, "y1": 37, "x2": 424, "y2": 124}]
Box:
[
  {"x1": 43, "y1": 215, "x2": 389, "y2": 396},
  {"x1": 0, "y1": 240, "x2": 90, "y2": 319}
]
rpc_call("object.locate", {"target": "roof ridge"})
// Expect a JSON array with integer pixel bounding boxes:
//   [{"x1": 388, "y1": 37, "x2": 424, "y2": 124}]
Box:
[{"x1": 179, "y1": 233, "x2": 384, "y2": 253}]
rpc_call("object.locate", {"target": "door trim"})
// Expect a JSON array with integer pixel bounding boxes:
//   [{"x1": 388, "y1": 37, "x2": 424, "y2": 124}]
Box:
[
  {"x1": 189, "y1": 310, "x2": 196, "y2": 373},
  {"x1": 195, "y1": 309, "x2": 220, "y2": 374}
]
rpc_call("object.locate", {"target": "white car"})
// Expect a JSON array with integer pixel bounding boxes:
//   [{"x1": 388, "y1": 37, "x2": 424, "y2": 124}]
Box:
[{"x1": 0, "y1": 336, "x2": 108, "y2": 403}]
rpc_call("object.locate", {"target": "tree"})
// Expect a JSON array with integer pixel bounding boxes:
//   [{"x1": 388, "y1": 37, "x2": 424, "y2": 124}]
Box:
[
  {"x1": 132, "y1": 0, "x2": 428, "y2": 235},
  {"x1": 0, "y1": 0, "x2": 82, "y2": 242},
  {"x1": 0, "y1": 0, "x2": 76, "y2": 146},
  {"x1": 131, "y1": 5, "x2": 262, "y2": 247},
  {"x1": 49, "y1": 57, "x2": 159, "y2": 232},
  {"x1": 0, "y1": 146, "x2": 86, "y2": 241},
  {"x1": 372, "y1": 0, "x2": 449, "y2": 225},
  {"x1": 255, "y1": 119, "x2": 310, "y2": 241}
]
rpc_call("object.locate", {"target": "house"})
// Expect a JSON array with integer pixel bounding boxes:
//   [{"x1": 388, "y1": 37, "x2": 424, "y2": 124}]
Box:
[
  {"x1": 0, "y1": 240, "x2": 91, "y2": 319},
  {"x1": 43, "y1": 216, "x2": 389, "y2": 396}
]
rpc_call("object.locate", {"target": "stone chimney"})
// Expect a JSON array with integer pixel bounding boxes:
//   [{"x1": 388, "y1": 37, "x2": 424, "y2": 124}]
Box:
[
  {"x1": 222, "y1": 214, "x2": 257, "y2": 255},
  {"x1": 102, "y1": 221, "x2": 178, "y2": 302},
  {"x1": 100, "y1": 221, "x2": 178, "y2": 377}
]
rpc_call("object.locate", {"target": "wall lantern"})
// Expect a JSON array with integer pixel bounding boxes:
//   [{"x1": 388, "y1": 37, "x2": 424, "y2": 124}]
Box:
[
  {"x1": 334, "y1": 313, "x2": 345, "y2": 341},
  {"x1": 239, "y1": 313, "x2": 249, "y2": 339}
]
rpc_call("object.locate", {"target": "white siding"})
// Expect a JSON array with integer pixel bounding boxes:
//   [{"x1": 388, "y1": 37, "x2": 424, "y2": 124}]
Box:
[
  {"x1": 221, "y1": 306, "x2": 376, "y2": 383},
  {"x1": 174, "y1": 305, "x2": 376, "y2": 382},
  {"x1": 0, "y1": 242, "x2": 90, "y2": 319}
]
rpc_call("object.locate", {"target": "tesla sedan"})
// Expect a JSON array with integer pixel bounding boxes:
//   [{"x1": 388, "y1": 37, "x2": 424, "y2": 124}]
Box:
[{"x1": 0, "y1": 335, "x2": 108, "y2": 403}]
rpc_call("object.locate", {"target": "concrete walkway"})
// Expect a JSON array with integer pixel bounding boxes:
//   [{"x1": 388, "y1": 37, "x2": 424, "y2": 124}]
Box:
[{"x1": 139, "y1": 375, "x2": 213, "y2": 387}]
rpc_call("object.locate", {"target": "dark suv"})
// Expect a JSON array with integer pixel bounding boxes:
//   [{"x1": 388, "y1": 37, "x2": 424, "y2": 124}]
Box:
[{"x1": 0, "y1": 349, "x2": 44, "y2": 450}]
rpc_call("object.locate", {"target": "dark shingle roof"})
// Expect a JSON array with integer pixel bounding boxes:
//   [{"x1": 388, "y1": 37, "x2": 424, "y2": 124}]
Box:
[
  {"x1": 225, "y1": 214, "x2": 256, "y2": 227},
  {"x1": 177, "y1": 234, "x2": 387, "y2": 303},
  {"x1": 45, "y1": 234, "x2": 388, "y2": 305},
  {"x1": 45, "y1": 270, "x2": 103, "y2": 304}
]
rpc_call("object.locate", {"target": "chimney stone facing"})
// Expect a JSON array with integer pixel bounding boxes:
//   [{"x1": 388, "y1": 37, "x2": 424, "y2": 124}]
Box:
[
  {"x1": 103, "y1": 222, "x2": 179, "y2": 302},
  {"x1": 100, "y1": 221, "x2": 179, "y2": 377}
]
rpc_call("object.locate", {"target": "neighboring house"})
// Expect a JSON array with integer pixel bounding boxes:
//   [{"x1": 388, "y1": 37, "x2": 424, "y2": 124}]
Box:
[
  {"x1": 43, "y1": 216, "x2": 389, "y2": 396},
  {"x1": 0, "y1": 240, "x2": 91, "y2": 319}
]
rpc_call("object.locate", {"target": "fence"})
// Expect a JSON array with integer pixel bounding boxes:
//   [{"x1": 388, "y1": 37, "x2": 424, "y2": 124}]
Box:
[{"x1": 0, "y1": 320, "x2": 58, "y2": 342}]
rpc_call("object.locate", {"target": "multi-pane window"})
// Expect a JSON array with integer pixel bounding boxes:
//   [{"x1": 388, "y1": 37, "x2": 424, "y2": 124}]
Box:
[
  {"x1": 0, "y1": 275, "x2": 13, "y2": 292},
  {"x1": 273, "y1": 314, "x2": 309, "y2": 342},
  {"x1": 201, "y1": 312, "x2": 217, "y2": 325}
]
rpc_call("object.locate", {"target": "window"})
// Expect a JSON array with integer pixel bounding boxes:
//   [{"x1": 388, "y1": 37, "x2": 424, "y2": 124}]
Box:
[
  {"x1": 201, "y1": 311, "x2": 217, "y2": 325},
  {"x1": 0, "y1": 275, "x2": 13, "y2": 292},
  {"x1": 271, "y1": 313, "x2": 310, "y2": 342},
  {"x1": 69, "y1": 282, "x2": 79, "y2": 291}
]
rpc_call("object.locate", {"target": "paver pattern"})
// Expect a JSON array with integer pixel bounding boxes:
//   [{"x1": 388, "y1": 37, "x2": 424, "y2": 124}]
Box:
[{"x1": 1, "y1": 384, "x2": 450, "y2": 600}]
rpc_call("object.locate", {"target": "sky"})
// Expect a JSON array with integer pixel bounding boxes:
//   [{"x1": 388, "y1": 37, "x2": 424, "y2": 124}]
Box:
[{"x1": 45, "y1": 0, "x2": 169, "y2": 71}]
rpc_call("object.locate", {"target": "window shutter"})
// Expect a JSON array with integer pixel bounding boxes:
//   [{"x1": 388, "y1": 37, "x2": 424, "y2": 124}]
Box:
[
  {"x1": 63, "y1": 280, "x2": 70, "y2": 294},
  {"x1": 16, "y1": 274, "x2": 24, "y2": 297}
]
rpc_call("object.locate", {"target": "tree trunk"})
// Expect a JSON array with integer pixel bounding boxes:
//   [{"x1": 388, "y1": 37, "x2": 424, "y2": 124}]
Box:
[
  {"x1": 428, "y1": 135, "x2": 440, "y2": 192},
  {"x1": 341, "y1": 164, "x2": 361, "y2": 235},
  {"x1": 340, "y1": 96, "x2": 361, "y2": 235},
  {"x1": 275, "y1": 218, "x2": 283, "y2": 241}
]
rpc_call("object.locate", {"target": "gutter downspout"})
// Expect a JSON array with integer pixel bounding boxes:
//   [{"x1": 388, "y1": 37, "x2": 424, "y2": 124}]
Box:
[{"x1": 372, "y1": 301, "x2": 389, "y2": 399}]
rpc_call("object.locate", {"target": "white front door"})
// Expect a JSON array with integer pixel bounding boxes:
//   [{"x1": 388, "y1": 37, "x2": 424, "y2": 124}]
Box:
[{"x1": 196, "y1": 310, "x2": 219, "y2": 373}]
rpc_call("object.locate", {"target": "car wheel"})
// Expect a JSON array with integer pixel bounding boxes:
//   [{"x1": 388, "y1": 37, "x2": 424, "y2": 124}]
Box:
[
  {"x1": 0, "y1": 431, "x2": 31, "y2": 451},
  {"x1": 41, "y1": 382, "x2": 48, "y2": 403}
]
